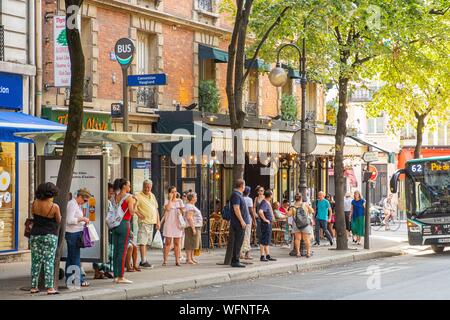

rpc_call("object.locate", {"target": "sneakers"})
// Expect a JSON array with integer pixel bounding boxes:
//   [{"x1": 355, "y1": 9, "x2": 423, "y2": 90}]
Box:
[
  {"x1": 260, "y1": 256, "x2": 269, "y2": 262},
  {"x1": 313, "y1": 242, "x2": 320, "y2": 246},
  {"x1": 139, "y1": 261, "x2": 154, "y2": 269},
  {"x1": 329, "y1": 239, "x2": 334, "y2": 246},
  {"x1": 266, "y1": 255, "x2": 277, "y2": 261}
]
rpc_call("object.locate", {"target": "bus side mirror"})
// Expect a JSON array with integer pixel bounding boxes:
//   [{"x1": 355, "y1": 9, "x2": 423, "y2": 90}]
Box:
[{"x1": 390, "y1": 169, "x2": 405, "y2": 193}]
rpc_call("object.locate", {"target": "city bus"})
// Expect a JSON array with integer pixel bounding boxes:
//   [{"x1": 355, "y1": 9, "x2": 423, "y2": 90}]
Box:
[{"x1": 390, "y1": 156, "x2": 450, "y2": 253}]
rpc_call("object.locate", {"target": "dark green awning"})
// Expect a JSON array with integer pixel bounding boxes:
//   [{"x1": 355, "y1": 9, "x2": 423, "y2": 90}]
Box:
[
  {"x1": 199, "y1": 45, "x2": 228, "y2": 63},
  {"x1": 245, "y1": 58, "x2": 271, "y2": 72},
  {"x1": 282, "y1": 63, "x2": 301, "y2": 79}
]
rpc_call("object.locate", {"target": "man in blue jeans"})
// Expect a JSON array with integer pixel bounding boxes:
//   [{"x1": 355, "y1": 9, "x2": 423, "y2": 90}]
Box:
[{"x1": 314, "y1": 191, "x2": 334, "y2": 246}]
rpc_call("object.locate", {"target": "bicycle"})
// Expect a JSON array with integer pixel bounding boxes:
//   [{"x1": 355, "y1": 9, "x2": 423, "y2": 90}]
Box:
[{"x1": 371, "y1": 211, "x2": 402, "y2": 231}]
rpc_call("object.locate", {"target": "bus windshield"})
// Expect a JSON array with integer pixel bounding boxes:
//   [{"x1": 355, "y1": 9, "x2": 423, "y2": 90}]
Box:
[{"x1": 408, "y1": 160, "x2": 450, "y2": 216}]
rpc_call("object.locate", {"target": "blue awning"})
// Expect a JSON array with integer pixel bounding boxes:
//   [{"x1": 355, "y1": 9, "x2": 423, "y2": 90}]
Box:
[
  {"x1": 198, "y1": 44, "x2": 228, "y2": 63},
  {"x1": 0, "y1": 111, "x2": 66, "y2": 143}
]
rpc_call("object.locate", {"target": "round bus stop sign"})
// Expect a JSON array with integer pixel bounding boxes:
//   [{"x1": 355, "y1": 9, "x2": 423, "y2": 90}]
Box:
[
  {"x1": 369, "y1": 165, "x2": 378, "y2": 182},
  {"x1": 114, "y1": 38, "x2": 135, "y2": 69}
]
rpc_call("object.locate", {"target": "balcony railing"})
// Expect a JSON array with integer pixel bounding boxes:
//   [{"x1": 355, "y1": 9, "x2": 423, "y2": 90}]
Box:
[
  {"x1": 0, "y1": 25, "x2": 4, "y2": 61},
  {"x1": 137, "y1": 87, "x2": 158, "y2": 109},
  {"x1": 245, "y1": 101, "x2": 258, "y2": 117},
  {"x1": 198, "y1": 0, "x2": 213, "y2": 12}
]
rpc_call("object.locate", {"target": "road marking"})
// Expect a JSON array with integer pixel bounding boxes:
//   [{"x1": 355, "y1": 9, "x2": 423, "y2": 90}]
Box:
[{"x1": 325, "y1": 265, "x2": 410, "y2": 276}]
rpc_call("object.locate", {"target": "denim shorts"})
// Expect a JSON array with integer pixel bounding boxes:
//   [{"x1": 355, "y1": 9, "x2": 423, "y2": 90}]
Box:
[{"x1": 259, "y1": 222, "x2": 272, "y2": 246}]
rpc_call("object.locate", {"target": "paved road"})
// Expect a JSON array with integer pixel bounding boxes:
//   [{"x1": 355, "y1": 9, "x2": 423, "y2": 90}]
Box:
[{"x1": 147, "y1": 239, "x2": 450, "y2": 300}]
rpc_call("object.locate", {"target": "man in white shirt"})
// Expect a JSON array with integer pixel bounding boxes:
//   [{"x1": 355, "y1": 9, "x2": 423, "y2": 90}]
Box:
[
  {"x1": 65, "y1": 188, "x2": 91, "y2": 288},
  {"x1": 343, "y1": 192, "x2": 353, "y2": 238}
]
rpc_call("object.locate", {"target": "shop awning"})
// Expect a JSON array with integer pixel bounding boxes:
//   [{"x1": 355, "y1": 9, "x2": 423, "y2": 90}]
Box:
[
  {"x1": 209, "y1": 126, "x2": 367, "y2": 156},
  {"x1": 198, "y1": 44, "x2": 228, "y2": 63},
  {"x1": 281, "y1": 64, "x2": 301, "y2": 79},
  {"x1": 0, "y1": 111, "x2": 66, "y2": 143},
  {"x1": 14, "y1": 129, "x2": 194, "y2": 155},
  {"x1": 245, "y1": 58, "x2": 271, "y2": 72}
]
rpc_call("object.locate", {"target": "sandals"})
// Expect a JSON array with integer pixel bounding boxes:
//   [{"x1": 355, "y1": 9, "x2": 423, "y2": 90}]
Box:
[
  {"x1": 133, "y1": 267, "x2": 142, "y2": 272},
  {"x1": 47, "y1": 289, "x2": 60, "y2": 295},
  {"x1": 30, "y1": 288, "x2": 40, "y2": 294},
  {"x1": 126, "y1": 268, "x2": 135, "y2": 272},
  {"x1": 175, "y1": 262, "x2": 181, "y2": 266},
  {"x1": 104, "y1": 272, "x2": 114, "y2": 279},
  {"x1": 162, "y1": 262, "x2": 168, "y2": 266}
]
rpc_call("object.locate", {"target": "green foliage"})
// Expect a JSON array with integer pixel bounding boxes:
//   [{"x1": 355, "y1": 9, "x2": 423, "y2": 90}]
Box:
[
  {"x1": 199, "y1": 80, "x2": 220, "y2": 113},
  {"x1": 281, "y1": 94, "x2": 297, "y2": 121},
  {"x1": 326, "y1": 100, "x2": 337, "y2": 126}
]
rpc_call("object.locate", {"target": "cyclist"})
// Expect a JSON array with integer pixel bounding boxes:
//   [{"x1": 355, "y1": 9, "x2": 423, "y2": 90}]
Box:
[{"x1": 382, "y1": 194, "x2": 395, "y2": 230}]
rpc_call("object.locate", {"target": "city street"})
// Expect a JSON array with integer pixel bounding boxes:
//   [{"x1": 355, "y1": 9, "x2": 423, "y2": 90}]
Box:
[{"x1": 150, "y1": 245, "x2": 450, "y2": 300}]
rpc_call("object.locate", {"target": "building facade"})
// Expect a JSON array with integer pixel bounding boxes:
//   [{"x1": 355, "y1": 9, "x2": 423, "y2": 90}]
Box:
[{"x1": 0, "y1": 0, "x2": 36, "y2": 255}]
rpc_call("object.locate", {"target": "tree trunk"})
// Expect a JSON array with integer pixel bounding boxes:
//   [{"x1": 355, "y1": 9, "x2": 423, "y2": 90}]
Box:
[
  {"x1": 414, "y1": 113, "x2": 426, "y2": 159},
  {"x1": 53, "y1": 0, "x2": 85, "y2": 287},
  {"x1": 334, "y1": 76, "x2": 349, "y2": 250}
]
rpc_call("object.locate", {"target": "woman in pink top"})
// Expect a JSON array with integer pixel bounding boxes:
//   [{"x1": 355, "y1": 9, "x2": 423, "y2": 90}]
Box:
[{"x1": 162, "y1": 186, "x2": 185, "y2": 266}]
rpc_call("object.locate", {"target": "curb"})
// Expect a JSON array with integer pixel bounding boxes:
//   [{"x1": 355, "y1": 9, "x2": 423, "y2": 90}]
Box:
[{"x1": 39, "y1": 246, "x2": 404, "y2": 300}]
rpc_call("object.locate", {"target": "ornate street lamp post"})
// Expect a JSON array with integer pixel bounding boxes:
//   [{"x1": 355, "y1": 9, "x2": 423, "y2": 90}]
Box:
[{"x1": 269, "y1": 40, "x2": 307, "y2": 200}]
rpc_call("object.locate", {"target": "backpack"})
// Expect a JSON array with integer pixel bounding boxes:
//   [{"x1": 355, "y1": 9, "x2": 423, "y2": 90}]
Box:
[
  {"x1": 106, "y1": 194, "x2": 130, "y2": 229},
  {"x1": 221, "y1": 202, "x2": 231, "y2": 221},
  {"x1": 293, "y1": 205, "x2": 309, "y2": 230}
]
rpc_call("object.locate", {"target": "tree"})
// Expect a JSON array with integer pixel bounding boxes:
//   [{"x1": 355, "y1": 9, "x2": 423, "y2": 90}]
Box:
[
  {"x1": 366, "y1": 26, "x2": 450, "y2": 159},
  {"x1": 220, "y1": 0, "x2": 290, "y2": 265},
  {"x1": 53, "y1": 0, "x2": 85, "y2": 287},
  {"x1": 251, "y1": 0, "x2": 447, "y2": 250}
]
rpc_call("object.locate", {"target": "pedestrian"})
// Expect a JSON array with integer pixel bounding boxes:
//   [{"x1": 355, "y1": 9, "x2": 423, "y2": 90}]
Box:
[
  {"x1": 240, "y1": 186, "x2": 254, "y2": 260},
  {"x1": 344, "y1": 192, "x2": 353, "y2": 239},
  {"x1": 134, "y1": 180, "x2": 160, "y2": 268},
  {"x1": 162, "y1": 186, "x2": 184, "y2": 266},
  {"x1": 258, "y1": 189, "x2": 277, "y2": 262},
  {"x1": 253, "y1": 186, "x2": 265, "y2": 246},
  {"x1": 126, "y1": 211, "x2": 141, "y2": 273},
  {"x1": 93, "y1": 182, "x2": 115, "y2": 279},
  {"x1": 313, "y1": 191, "x2": 334, "y2": 246},
  {"x1": 29, "y1": 182, "x2": 61, "y2": 295},
  {"x1": 229, "y1": 179, "x2": 250, "y2": 267},
  {"x1": 273, "y1": 201, "x2": 286, "y2": 221},
  {"x1": 289, "y1": 194, "x2": 314, "y2": 258},
  {"x1": 184, "y1": 192, "x2": 203, "y2": 264},
  {"x1": 350, "y1": 190, "x2": 365, "y2": 245},
  {"x1": 326, "y1": 194, "x2": 336, "y2": 239},
  {"x1": 110, "y1": 178, "x2": 136, "y2": 284},
  {"x1": 280, "y1": 200, "x2": 290, "y2": 215},
  {"x1": 65, "y1": 188, "x2": 91, "y2": 288},
  {"x1": 382, "y1": 194, "x2": 395, "y2": 230}
]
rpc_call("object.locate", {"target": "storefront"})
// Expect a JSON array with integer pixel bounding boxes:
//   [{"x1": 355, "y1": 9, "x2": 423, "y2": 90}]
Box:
[
  {"x1": 0, "y1": 70, "x2": 67, "y2": 254},
  {"x1": 154, "y1": 110, "x2": 367, "y2": 247}
]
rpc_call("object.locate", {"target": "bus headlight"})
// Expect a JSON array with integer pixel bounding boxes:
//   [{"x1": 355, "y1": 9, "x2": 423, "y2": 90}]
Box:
[{"x1": 407, "y1": 220, "x2": 421, "y2": 233}]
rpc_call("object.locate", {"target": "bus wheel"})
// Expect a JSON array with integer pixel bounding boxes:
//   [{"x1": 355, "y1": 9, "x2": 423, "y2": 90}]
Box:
[{"x1": 431, "y1": 245, "x2": 445, "y2": 253}]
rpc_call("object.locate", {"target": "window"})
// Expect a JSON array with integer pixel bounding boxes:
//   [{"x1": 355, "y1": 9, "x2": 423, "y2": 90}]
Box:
[
  {"x1": 198, "y1": 0, "x2": 213, "y2": 12},
  {"x1": 367, "y1": 117, "x2": 385, "y2": 134},
  {"x1": 0, "y1": 143, "x2": 16, "y2": 251},
  {"x1": 81, "y1": 18, "x2": 92, "y2": 102},
  {"x1": 199, "y1": 58, "x2": 216, "y2": 82},
  {"x1": 246, "y1": 70, "x2": 258, "y2": 116},
  {"x1": 137, "y1": 31, "x2": 158, "y2": 108}
]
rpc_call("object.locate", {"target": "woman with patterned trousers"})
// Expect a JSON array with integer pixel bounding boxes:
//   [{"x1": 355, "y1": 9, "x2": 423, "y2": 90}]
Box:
[{"x1": 30, "y1": 182, "x2": 61, "y2": 295}]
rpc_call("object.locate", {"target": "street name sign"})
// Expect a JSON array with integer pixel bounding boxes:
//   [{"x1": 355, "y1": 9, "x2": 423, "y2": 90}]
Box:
[
  {"x1": 363, "y1": 151, "x2": 379, "y2": 163},
  {"x1": 127, "y1": 74, "x2": 167, "y2": 86}
]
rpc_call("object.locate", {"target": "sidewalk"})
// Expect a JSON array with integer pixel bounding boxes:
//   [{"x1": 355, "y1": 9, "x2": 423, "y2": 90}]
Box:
[{"x1": 0, "y1": 234, "x2": 408, "y2": 300}]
